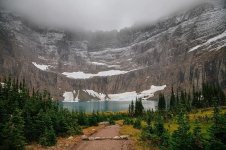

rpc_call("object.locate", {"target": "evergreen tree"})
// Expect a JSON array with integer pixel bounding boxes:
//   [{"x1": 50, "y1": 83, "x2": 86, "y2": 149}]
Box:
[
  {"x1": 131, "y1": 100, "x2": 134, "y2": 116},
  {"x1": 191, "y1": 121, "x2": 205, "y2": 150},
  {"x1": 39, "y1": 126, "x2": 56, "y2": 146},
  {"x1": 154, "y1": 113, "x2": 165, "y2": 137},
  {"x1": 170, "y1": 111, "x2": 193, "y2": 150},
  {"x1": 158, "y1": 93, "x2": 166, "y2": 111},
  {"x1": 170, "y1": 87, "x2": 176, "y2": 111},
  {"x1": 207, "y1": 103, "x2": 226, "y2": 149},
  {"x1": 128, "y1": 104, "x2": 131, "y2": 115},
  {"x1": 0, "y1": 109, "x2": 26, "y2": 150}
]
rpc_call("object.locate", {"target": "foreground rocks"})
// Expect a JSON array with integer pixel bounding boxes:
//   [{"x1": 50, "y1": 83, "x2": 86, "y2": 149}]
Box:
[{"x1": 81, "y1": 135, "x2": 130, "y2": 141}]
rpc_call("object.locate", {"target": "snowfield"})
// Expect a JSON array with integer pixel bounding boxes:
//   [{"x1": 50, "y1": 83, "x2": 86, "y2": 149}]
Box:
[
  {"x1": 63, "y1": 85, "x2": 166, "y2": 102},
  {"x1": 32, "y1": 62, "x2": 50, "y2": 71},
  {"x1": 91, "y1": 62, "x2": 107, "y2": 66},
  {"x1": 188, "y1": 30, "x2": 226, "y2": 52},
  {"x1": 62, "y1": 70, "x2": 128, "y2": 79}
]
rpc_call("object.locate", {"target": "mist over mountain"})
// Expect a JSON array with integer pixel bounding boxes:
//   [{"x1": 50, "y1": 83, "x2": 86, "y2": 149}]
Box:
[
  {"x1": 0, "y1": 0, "x2": 225, "y2": 101},
  {"x1": 0, "y1": 0, "x2": 204, "y2": 31}
]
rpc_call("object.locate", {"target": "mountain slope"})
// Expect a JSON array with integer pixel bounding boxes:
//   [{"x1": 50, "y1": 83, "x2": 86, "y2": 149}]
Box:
[{"x1": 0, "y1": 0, "x2": 225, "y2": 101}]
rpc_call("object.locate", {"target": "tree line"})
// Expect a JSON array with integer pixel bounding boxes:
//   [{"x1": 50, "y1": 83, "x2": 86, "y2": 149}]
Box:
[
  {"x1": 0, "y1": 77, "x2": 127, "y2": 149},
  {"x1": 158, "y1": 83, "x2": 225, "y2": 112}
]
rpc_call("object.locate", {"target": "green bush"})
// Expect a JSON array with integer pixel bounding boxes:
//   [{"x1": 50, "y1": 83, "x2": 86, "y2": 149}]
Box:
[
  {"x1": 133, "y1": 118, "x2": 141, "y2": 129},
  {"x1": 39, "y1": 127, "x2": 56, "y2": 147}
]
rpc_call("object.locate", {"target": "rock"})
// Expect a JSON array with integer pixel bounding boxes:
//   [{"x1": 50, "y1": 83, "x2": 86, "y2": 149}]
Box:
[
  {"x1": 67, "y1": 136, "x2": 73, "y2": 140},
  {"x1": 88, "y1": 137, "x2": 95, "y2": 141},
  {"x1": 94, "y1": 137, "x2": 102, "y2": 140},
  {"x1": 81, "y1": 135, "x2": 89, "y2": 140},
  {"x1": 98, "y1": 122, "x2": 110, "y2": 126},
  {"x1": 113, "y1": 136, "x2": 121, "y2": 140},
  {"x1": 120, "y1": 135, "x2": 129, "y2": 140}
]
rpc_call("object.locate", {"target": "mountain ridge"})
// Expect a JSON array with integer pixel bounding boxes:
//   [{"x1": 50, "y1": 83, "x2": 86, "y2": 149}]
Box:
[{"x1": 0, "y1": 0, "x2": 225, "y2": 101}]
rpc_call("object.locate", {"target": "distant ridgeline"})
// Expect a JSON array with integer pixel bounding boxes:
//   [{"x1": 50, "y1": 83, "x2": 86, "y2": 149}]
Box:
[{"x1": 0, "y1": 77, "x2": 127, "y2": 149}]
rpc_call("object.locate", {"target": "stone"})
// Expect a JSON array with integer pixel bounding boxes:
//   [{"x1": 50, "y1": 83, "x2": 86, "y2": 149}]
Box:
[
  {"x1": 81, "y1": 135, "x2": 89, "y2": 140},
  {"x1": 94, "y1": 137, "x2": 102, "y2": 140},
  {"x1": 113, "y1": 136, "x2": 121, "y2": 140},
  {"x1": 120, "y1": 135, "x2": 129, "y2": 140},
  {"x1": 67, "y1": 136, "x2": 73, "y2": 140},
  {"x1": 98, "y1": 122, "x2": 110, "y2": 126},
  {"x1": 89, "y1": 137, "x2": 95, "y2": 141}
]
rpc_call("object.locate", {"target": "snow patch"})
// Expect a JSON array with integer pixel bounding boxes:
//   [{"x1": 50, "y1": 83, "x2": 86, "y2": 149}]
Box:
[
  {"x1": 32, "y1": 62, "x2": 50, "y2": 71},
  {"x1": 109, "y1": 85, "x2": 167, "y2": 101},
  {"x1": 84, "y1": 90, "x2": 106, "y2": 100},
  {"x1": 63, "y1": 85, "x2": 166, "y2": 102},
  {"x1": 0, "y1": 82, "x2": 5, "y2": 87},
  {"x1": 91, "y1": 62, "x2": 107, "y2": 66},
  {"x1": 188, "y1": 31, "x2": 226, "y2": 52},
  {"x1": 63, "y1": 91, "x2": 78, "y2": 102},
  {"x1": 62, "y1": 70, "x2": 128, "y2": 79}
]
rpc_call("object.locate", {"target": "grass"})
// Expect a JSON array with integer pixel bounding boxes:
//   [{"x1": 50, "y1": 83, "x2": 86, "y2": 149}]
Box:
[
  {"x1": 117, "y1": 120, "x2": 157, "y2": 150},
  {"x1": 117, "y1": 107, "x2": 226, "y2": 150}
]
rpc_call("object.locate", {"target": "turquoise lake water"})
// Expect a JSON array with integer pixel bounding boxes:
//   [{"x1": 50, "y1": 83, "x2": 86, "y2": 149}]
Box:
[{"x1": 62, "y1": 100, "x2": 157, "y2": 112}]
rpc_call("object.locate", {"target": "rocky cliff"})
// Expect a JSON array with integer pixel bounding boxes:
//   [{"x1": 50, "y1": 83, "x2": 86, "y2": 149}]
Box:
[{"x1": 0, "y1": 0, "x2": 225, "y2": 101}]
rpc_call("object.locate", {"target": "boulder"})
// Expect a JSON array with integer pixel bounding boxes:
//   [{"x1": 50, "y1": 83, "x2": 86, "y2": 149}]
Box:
[
  {"x1": 120, "y1": 135, "x2": 129, "y2": 140},
  {"x1": 113, "y1": 136, "x2": 121, "y2": 140},
  {"x1": 81, "y1": 135, "x2": 89, "y2": 140},
  {"x1": 98, "y1": 122, "x2": 110, "y2": 126},
  {"x1": 89, "y1": 137, "x2": 95, "y2": 141},
  {"x1": 67, "y1": 136, "x2": 73, "y2": 140}
]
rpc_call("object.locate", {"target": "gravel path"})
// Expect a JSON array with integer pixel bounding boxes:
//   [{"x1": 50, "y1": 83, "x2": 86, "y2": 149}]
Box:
[{"x1": 74, "y1": 125, "x2": 134, "y2": 150}]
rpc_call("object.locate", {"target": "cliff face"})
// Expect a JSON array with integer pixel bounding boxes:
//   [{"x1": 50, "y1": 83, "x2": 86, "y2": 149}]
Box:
[{"x1": 0, "y1": 0, "x2": 225, "y2": 100}]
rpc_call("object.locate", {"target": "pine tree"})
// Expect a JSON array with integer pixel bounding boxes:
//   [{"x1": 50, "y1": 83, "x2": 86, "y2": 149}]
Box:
[
  {"x1": 207, "y1": 103, "x2": 226, "y2": 149},
  {"x1": 191, "y1": 121, "x2": 205, "y2": 150},
  {"x1": 128, "y1": 104, "x2": 131, "y2": 115},
  {"x1": 131, "y1": 100, "x2": 134, "y2": 116},
  {"x1": 158, "y1": 93, "x2": 166, "y2": 111},
  {"x1": 1, "y1": 109, "x2": 26, "y2": 150},
  {"x1": 171, "y1": 111, "x2": 193, "y2": 150},
  {"x1": 170, "y1": 87, "x2": 176, "y2": 111},
  {"x1": 154, "y1": 113, "x2": 165, "y2": 137},
  {"x1": 39, "y1": 126, "x2": 56, "y2": 146}
]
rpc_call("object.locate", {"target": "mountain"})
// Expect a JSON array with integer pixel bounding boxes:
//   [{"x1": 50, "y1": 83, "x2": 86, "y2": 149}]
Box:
[{"x1": 0, "y1": 0, "x2": 226, "y2": 101}]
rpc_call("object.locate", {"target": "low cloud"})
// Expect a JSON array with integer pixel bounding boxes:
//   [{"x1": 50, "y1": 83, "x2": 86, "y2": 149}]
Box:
[{"x1": 1, "y1": 0, "x2": 204, "y2": 31}]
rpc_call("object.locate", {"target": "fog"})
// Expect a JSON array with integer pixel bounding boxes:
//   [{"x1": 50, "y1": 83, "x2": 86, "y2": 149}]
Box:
[{"x1": 1, "y1": 0, "x2": 204, "y2": 31}]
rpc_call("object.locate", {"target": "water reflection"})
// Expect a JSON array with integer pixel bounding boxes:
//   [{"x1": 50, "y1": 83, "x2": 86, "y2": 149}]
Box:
[{"x1": 62, "y1": 100, "x2": 158, "y2": 113}]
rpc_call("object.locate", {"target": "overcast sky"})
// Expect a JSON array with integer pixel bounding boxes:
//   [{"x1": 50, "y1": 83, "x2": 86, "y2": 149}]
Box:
[{"x1": 1, "y1": 0, "x2": 204, "y2": 31}]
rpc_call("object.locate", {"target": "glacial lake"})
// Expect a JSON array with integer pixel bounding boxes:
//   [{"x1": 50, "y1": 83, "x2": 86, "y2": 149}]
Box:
[{"x1": 62, "y1": 100, "x2": 158, "y2": 113}]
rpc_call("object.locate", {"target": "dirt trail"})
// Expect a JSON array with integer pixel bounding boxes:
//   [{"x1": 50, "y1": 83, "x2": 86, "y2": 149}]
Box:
[{"x1": 73, "y1": 125, "x2": 134, "y2": 150}]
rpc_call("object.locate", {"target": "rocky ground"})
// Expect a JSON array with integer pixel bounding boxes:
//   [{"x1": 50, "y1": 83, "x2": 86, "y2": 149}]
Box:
[
  {"x1": 73, "y1": 125, "x2": 134, "y2": 150},
  {"x1": 26, "y1": 124, "x2": 134, "y2": 150}
]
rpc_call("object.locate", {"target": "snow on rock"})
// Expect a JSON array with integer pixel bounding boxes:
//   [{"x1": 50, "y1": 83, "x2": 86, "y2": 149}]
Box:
[
  {"x1": 0, "y1": 82, "x2": 5, "y2": 87},
  {"x1": 84, "y1": 90, "x2": 106, "y2": 100},
  {"x1": 63, "y1": 92, "x2": 74, "y2": 102},
  {"x1": 138, "y1": 85, "x2": 167, "y2": 99},
  {"x1": 63, "y1": 91, "x2": 78, "y2": 102},
  {"x1": 75, "y1": 90, "x2": 79, "y2": 101},
  {"x1": 91, "y1": 62, "x2": 107, "y2": 66},
  {"x1": 62, "y1": 70, "x2": 128, "y2": 79},
  {"x1": 108, "y1": 92, "x2": 138, "y2": 101},
  {"x1": 109, "y1": 85, "x2": 167, "y2": 101},
  {"x1": 63, "y1": 85, "x2": 166, "y2": 102},
  {"x1": 188, "y1": 30, "x2": 226, "y2": 52},
  {"x1": 32, "y1": 62, "x2": 50, "y2": 71}
]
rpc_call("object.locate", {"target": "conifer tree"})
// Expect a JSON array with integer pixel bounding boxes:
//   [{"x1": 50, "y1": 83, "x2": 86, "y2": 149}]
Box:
[
  {"x1": 170, "y1": 87, "x2": 176, "y2": 111},
  {"x1": 1, "y1": 109, "x2": 26, "y2": 150},
  {"x1": 131, "y1": 100, "x2": 134, "y2": 116},
  {"x1": 171, "y1": 111, "x2": 193, "y2": 150},
  {"x1": 207, "y1": 102, "x2": 226, "y2": 149},
  {"x1": 158, "y1": 93, "x2": 166, "y2": 111}
]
